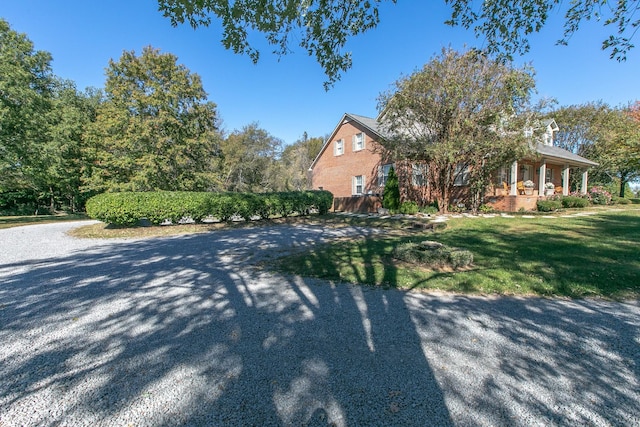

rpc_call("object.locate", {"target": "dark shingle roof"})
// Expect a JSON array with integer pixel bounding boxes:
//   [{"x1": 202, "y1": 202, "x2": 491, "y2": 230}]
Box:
[
  {"x1": 535, "y1": 143, "x2": 598, "y2": 167},
  {"x1": 344, "y1": 113, "x2": 387, "y2": 138}
]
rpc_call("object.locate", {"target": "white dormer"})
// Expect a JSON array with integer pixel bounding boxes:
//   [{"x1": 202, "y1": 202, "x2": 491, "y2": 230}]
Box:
[{"x1": 542, "y1": 119, "x2": 559, "y2": 146}]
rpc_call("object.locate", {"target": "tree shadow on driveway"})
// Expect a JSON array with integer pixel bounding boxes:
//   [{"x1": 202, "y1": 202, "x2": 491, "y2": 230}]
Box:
[{"x1": 0, "y1": 224, "x2": 452, "y2": 426}]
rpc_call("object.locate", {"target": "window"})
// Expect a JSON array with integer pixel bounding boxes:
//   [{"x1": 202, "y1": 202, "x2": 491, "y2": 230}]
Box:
[
  {"x1": 412, "y1": 163, "x2": 427, "y2": 186},
  {"x1": 353, "y1": 132, "x2": 365, "y2": 151},
  {"x1": 378, "y1": 163, "x2": 393, "y2": 186},
  {"x1": 353, "y1": 175, "x2": 364, "y2": 195},
  {"x1": 545, "y1": 168, "x2": 554, "y2": 183},
  {"x1": 334, "y1": 139, "x2": 344, "y2": 156},
  {"x1": 494, "y1": 166, "x2": 511, "y2": 186},
  {"x1": 454, "y1": 164, "x2": 470, "y2": 186}
]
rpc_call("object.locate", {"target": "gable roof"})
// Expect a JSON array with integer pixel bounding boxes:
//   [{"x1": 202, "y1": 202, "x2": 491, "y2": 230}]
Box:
[{"x1": 309, "y1": 113, "x2": 384, "y2": 171}]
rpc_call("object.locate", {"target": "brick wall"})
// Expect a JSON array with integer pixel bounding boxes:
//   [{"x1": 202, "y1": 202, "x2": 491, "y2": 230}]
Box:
[{"x1": 311, "y1": 120, "x2": 386, "y2": 198}]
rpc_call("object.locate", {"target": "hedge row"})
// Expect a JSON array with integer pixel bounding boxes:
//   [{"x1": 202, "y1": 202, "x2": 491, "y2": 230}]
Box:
[{"x1": 86, "y1": 190, "x2": 334, "y2": 226}]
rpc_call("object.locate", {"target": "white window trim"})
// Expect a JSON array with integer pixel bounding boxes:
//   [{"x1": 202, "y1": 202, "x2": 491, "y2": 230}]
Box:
[
  {"x1": 378, "y1": 163, "x2": 393, "y2": 187},
  {"x1": 334, "y1": 139, "x2": 344, "y2": 156},
  {"x1": 352, "y1": 132, "x2": 365, "y2": 152},
  {"x1": 352, "y1": 175, "x2": 365, "y2": 195}
]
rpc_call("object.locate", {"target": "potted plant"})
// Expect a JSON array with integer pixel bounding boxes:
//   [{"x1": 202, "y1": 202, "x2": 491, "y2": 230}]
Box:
[
  {"x1": 544, "y1": 182, "x2": 555, "y2": 196},
  {"x1": 523, "y1": 180, "x2": 535, "y2": 195}
]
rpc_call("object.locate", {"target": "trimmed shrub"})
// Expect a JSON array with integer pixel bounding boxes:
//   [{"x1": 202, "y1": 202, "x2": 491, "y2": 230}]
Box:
[
  {"x1": 86, "y1": 190, "x2": 334, "y2": 226},
  {"x1": 382, "y1": 167, "x2": 400, "y2": 211},
  {"x1": 399, "y1": 201, "x2": 419, "y2": 215},
  {"x1": 420, "y1": 205, "x2": 438, "y2": 215},
  {"x1": 537, "y1": 200, "x2": 562, "y2": 212},
  {"x1": 611, "y1": 196, "x2": 631, "y2": 205},
  {"x1": 393, "y1": 240, "x2": 473, "y2": 269},
  {"x1": 561, "y1": 196, "x2": 589, "y2": 209}
]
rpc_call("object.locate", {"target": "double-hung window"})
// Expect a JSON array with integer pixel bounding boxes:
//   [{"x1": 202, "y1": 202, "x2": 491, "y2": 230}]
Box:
[
  {"x1": 378, "y1": 163, "x2": 393, "y2": 186},
  {"x1": 353, "y1": 175, "x2": 365, "y2": 195},
  {"x1": 412, "y1": 163, "x2": 427, "y2": 186},
  {"x1": 353, "y1": 132, "x2": 365, "y2": 151},
  {"x1": 334, "y1": 139, "x2": 344, "y2": 156}
]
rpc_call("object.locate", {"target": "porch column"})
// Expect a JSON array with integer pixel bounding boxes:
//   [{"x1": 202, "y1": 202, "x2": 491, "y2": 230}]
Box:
[
  {"x1": 581, "y1": 170, "x2": 589, "y2": 194},
  {"x1": 538, "y1": 160, "x2": 547, "y2": 196},
  {"x1": 562, "y1": 164, "x2": 570, "y2": 196},
  {"x1": 510, "y1": 160, "x2": 518, "y2": 196}
]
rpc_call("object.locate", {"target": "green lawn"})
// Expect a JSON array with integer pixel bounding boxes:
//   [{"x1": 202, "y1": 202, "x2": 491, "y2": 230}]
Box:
[
  {"x1": 0, "y1": 213, "x2": 87, "y2": 229},
  {"x1": 273, "y1": 209, "x2": 640, "y2": 299}
]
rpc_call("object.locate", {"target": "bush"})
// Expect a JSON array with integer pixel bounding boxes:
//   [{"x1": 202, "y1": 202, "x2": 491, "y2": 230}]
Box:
[
  {"x1": 86, "y1": 190, "x2": 334, "y2": 226},
  {"x1": 478, "y1": 204, "x2": 494, "y2": 214},
  {"x1": 382, "y1": 167, "x2": 400, "y2": 211},
  {"x1": 561, "y1": 196, "x2": 589, "y2": 209},
  {"x1": 536, "y1": 200, "x2": 562, "y2": 212},
  {"x1": 420, "y1": 204, "x2": 439, "y2": 215},
  {"x1": 611, "y1": 196, "x2": 631, "y2": 205},
  {"x1": 589, "y1": 186, "x2": 612, "y2": 205},
  {"x1": 399, "y1": 201, "x2": 419, "y2": 215},
  {"x1": 393, "y1": 240, "x2": 473, "y2": 269}
]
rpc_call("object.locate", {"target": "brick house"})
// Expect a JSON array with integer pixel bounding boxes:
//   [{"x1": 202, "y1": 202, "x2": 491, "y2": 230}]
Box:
[{"x1": 310, "y1": 113, "x2": 598, "y2": 212}]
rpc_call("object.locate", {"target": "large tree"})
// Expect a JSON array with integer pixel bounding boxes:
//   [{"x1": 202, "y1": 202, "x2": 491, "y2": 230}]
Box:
[
  {"x1": 377, "y1": 48, "x2": 537, "y2": 213},
  {"x1": 157, "y1": 1, "x2": 637, "y2": 87},
  {"x1": 279, "y1": 132, "x2": 324, "y2": 190},
  {"x1": 218, "y1": 123, "x2": 283, "y2": 192},
  {"x1": 43, "y1": 82, "x2": 101, "y2": 212},
  {"x1": 0, "y1": 18, "x2": 54, "y2": 212},
  {"x1": 550, "y1": 102, "x2": 640, "y2": 197},
  {"x1": 83, "y1": 47, "x2": 222, "y2": 193},
  {"x1": 592, "y1": 105, "x2": 640, "y2": 198}
]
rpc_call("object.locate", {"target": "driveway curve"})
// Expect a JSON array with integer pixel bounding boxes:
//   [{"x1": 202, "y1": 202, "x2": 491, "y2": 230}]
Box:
[{"x1": 0, "y1": 221, "x2": 638, "y2": 426}]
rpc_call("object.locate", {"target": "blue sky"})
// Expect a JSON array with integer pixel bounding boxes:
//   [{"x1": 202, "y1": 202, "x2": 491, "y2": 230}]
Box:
[{"x1": 2, "y1": 1, "x2": 639, "y2": 146}]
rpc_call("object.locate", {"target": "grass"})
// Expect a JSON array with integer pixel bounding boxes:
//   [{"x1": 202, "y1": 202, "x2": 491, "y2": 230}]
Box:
[
  {"x1": 0, "y1": 213, "x2": 88, "y2": 229},
  {"x1": 272, "y1": 208, "x2": 640, "y2": 299}
]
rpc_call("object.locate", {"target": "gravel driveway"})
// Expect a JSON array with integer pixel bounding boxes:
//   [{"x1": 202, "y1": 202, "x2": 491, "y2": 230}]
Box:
[{"x1": 1, "y1": 221, "x2": 638, "y2": 426}]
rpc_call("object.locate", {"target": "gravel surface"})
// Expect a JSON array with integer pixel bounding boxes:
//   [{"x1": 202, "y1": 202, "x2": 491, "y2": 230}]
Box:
[{"x1": 1, "y1": 221, "x2": 639, "y2": 426}]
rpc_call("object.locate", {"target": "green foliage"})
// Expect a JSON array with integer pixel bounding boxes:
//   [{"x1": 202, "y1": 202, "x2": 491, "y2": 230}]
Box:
[
  {"x1": 561, "y1": 196, "x2": 589, "y2": 209},
  {"x1": 83, "y1": 47, "x2": 222, "y2": 193},
  {"x1": 478, "y1": 204, "x2": 494, "y2": 213},
  {"x1": 612, "y1": 196, "x2": 632, "y2": 205},
  {"x1": 393, "y1": 240, "x2": 473, "y2": 269},
  {"x1": 85, "y1": 190, "x2": 333, "y2": 226},
  {"x1": 378, "y1": 48, "x2": 536, "y2": 214},
  {"x1": 399, "y1": 201, "x2": 419, "y2": 215},
  {"x1": 446, "y1": 0, "x2": 639, "y2": 61},
  {"x1": 382, "y1": 167, "x2": 400, "y2": 210},
  {"x1": 219, "y1": 123, "x2": 283, "y2": 192},
  {"x1": 589, "y1": 186, "x2": 612, "y2": 205},
  {"x1": 0, "y1": 18, "x2": 54, "y2": 211},
  {"x1": 157, "y1": 0, "x2": 387, "y2": 89},
  {"x1": 280, "y1": 133, "x2": 324, "y2": 191},
  {"x1": 536, "y1": 200, "x2": 562, "y2": 212}
]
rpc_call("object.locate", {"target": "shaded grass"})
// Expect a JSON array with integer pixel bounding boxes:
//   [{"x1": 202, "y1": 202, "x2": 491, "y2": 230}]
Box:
[
  {"x1": 273, "y1": 209, "x2": 640, "y2": 299},
  {"x1": 0, "y1": 214, "x2": 87, "y2": 229}
]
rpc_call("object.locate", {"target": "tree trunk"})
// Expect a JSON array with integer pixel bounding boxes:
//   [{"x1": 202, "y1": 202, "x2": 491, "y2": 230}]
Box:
[{"x1": 619, "y1": 172, "x2": 628, "y2": 198}]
